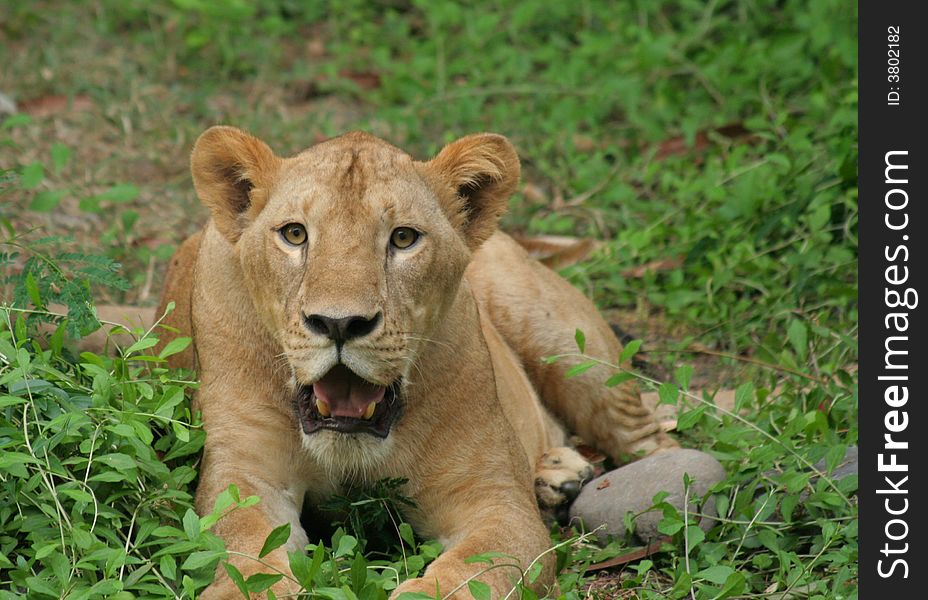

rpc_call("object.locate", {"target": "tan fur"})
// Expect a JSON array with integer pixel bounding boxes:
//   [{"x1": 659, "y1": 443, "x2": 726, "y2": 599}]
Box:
[{"x1": 154, "y1": 127, "x2": 675, "y2": 599}]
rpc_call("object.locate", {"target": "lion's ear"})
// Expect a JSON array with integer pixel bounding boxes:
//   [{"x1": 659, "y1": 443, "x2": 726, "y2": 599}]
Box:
[
  {"x1": 424, "y1": 133, "x2": 520, "y2": 250},
  {"x1": 191, "y1": 126, "x2": 281, "y2": 242}
]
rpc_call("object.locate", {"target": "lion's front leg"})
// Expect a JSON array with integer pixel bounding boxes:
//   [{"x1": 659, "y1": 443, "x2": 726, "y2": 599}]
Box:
[
  {"x1": 195, "y1": 403, "x2": 309, "y2": 599},
  {"x1": 534, "y1": 446, "x2": 594, "y2": 513},
  {"x1": 393, "y1": 480, "x2": 555, "y2": 600}
]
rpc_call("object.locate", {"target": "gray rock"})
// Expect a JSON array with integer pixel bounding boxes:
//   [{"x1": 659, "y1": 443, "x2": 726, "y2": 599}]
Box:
[
  {"x1": 0, "y1": 92, "x2": 16, "y2": 116},
  {"x1": 568, "y1": 448, "x2": 726, "y2": 543},
  {"x1": 812, "y1": 445, "x2": 857, "y2": 483}
]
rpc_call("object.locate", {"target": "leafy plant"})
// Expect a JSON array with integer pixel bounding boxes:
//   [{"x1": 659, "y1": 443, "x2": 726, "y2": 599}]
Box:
[{"x1": 1, "y1": 0, "x2": 857, "y2": 597}]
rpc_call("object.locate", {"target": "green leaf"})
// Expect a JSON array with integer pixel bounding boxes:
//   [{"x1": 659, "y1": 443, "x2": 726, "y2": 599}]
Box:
[
  {"x1": 574, "y1": 328, "x2": 585, "y2": 353},
  {"x1": 657, "y1": 382, "x2": 678, "y2": 406},
  {"x1": 350, "y1": 552, "x2": 367, "y2": 590},
  {"x1": 183, "y1": 508, "x2": 200, "y2": 540},
  {"x1": 160, "y1": 555, "x2": 177, "y2": 580},
  {"x1": 334, "y1": 534, "x2": 357, "y2": 558},
  {"x1": 34, "y1": 542, "x2": 61, "y2": 560},
  {"x1": 565, "y1": 360, "x2": 596, "y2": 378},
  {"x1": 125, "y1": 336, "x2": 159, "y2": 355},
  {"x1": 733, "y1": 382, "x2": 754, "y2": 411},
  {"x1": 59, "y1": 489, "x2": 93, "y2": 503},
  {"x1": 25, "y1": 271, "x2": 42, "y2": 307},
  {"x1": 259, "y1": 522, "x2": 291, "y2": 558},
  {"x1": 50, "y1": 143, "x2": 71, "y2": 175},
  {"x1": 787, "y1": 319, "x2": 808, "y2": 360},
  {"x1": 96, "y1": 183, "x2": 140, "y2": 203},
  {"x1": 685, "y1": 524, "x2": 704, "y2": 548},
  {"x1": 676, "y1": 405, "x2": 705, "y2": 431},
  {"x1": 223, "y1": 562, "x2": 251, "y2": 599},
  {"x1": 24, "y1": 577, "x2": 58, "y2": 597},
  {"x1": 634, "y1": 559, "x2": 653, "y2": 575},
  {"x1": 181, "y1": 550, "x2": 226, "y2": 570},
  {"x1": 289, "y1": 548, "x2": 313, "y2": 587},
  {"x1": 172, "y1": 420, "x2": 190, "y2": 442},
  {"x1": 2, "y1": 113, "x2": 32, "y2": 129},
  {"x1": 525, "y1": 561, "x2": 543, "y2": 584},
  {"x1": 159, "y1": 336, "x2": 192, "y2": 359},
  {"x1": 96, "y1": 453, "x2": 137, "y2": 470},
  {"x1": 20, "y1": 162, "x2": 44, "y2": 189},
  {"x1": 695, "y1": 565, "x2": 735, "y2": 585},
  {"x1": 619, "y1": 339, "x2": 642, "y2": 363},
  {"x1": 399, "y1": 522, "x2": 416, "y2": 547},
  {"x1": 0, "y1": 395, "x2": 28, "y2": 408},
  {"x1": 464, "y1": 551, "x2": 515, "y2": 564},
  {"x1": 246, "y1": 572, "x2": 284, "y2": 593},
  {"x1": 717, "y1": 571, "x2": 747, "y2": 598},
  {"x1": 29, "y1": 189, "x2": 67, "y2": 212},
  {"x1": 674, "y1": 365, "x2": 693, "y2": 390},
  {"x1": 605, "y1": 371, "x2": 635, "y2": 387},
  {"x1": 467, "y1": 580, "x2": 491, "y2": 600}
]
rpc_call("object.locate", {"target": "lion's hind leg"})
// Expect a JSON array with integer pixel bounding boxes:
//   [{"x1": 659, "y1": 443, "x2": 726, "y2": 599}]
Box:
[{"x1": 468, "y1": 232, "x2": 678, "y2": 463}]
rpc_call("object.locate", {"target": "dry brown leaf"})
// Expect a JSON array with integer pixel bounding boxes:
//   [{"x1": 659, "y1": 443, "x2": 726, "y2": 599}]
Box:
[
  {"x1": 521, "y1": 182, "x2": 548, "y2": 205},
  {"x1": 653, "y1": 122, "x2": 754, "y2": 161},
  {"x1": 572, "y1": 134, "x2": 597, "y2": 153},
  {"x1": 511, "y1": 234, "x2": 599, "y2": 269},
  {"x1": 587, "y1": 537, "x2": 673, "y2": 571},
  {"x1": 20, "y1": 94, "x2": 95, "y2": 118},
  {"x1": 339, "y1": 70, "x2": 381, "y2": 90},
  {"x1": 622, "y1": 256, "x2": 684, "y2": 278}
]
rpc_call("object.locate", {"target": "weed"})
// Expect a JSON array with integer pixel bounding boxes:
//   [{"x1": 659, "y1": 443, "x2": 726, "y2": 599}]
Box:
[{"x1": 1, "y1": 1, "x2": 857, "y2": 598}]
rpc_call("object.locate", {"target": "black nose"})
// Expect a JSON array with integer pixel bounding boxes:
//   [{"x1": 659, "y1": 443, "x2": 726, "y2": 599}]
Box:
[
  {"x1": 559, "y1": 480, "x2": 582, "y2": 503},
  {"x1": 303, "y1": 312, "x2": 382, "y2": 344}
]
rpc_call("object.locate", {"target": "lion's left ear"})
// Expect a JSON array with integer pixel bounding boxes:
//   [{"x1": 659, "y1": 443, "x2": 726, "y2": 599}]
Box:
[{"x1": 422, "y1": 133, "x2": 520, "y2": 250}]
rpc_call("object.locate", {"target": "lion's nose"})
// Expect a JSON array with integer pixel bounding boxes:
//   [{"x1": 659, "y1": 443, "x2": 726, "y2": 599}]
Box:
[{"x1": 303, "y1": 312, "x2": 382, "y2": 345}]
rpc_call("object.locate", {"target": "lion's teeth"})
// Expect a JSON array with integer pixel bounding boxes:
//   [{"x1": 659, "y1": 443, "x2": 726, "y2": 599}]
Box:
[
  {"x1": 315, "y1": 398, "x2": 331, "y2": 417},
  {"x1": 363, "y1": 402, "x2": 376, "y2": 420}
]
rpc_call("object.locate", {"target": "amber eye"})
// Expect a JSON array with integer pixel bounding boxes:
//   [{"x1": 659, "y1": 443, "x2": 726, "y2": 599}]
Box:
[
  {"x1": 280, "y1": 223, "x2": 307, "y2": 246},
  {"x1": 390, "y1": 227, "x2": 420, "y2": 249}
]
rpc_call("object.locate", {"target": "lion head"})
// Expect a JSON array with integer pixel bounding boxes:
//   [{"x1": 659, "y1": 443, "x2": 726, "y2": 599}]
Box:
[{"x1": 190, "y1": 126, "x2": 519, "y2": 462}]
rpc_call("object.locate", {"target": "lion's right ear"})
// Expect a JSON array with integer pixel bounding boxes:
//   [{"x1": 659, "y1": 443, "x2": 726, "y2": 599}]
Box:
[{"x1": 191, "y1": 126, "x2": 281, "y2": 242}]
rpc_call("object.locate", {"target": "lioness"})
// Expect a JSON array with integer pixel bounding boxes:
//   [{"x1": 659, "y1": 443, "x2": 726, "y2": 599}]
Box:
[{"x1": 157, "y1": 126, "x2": 676, "y2": 598}]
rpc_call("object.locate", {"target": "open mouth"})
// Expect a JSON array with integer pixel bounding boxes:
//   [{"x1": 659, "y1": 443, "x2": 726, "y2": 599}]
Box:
[{"x1": 295, "y1": 364, "x2": 402, "y2": 438}]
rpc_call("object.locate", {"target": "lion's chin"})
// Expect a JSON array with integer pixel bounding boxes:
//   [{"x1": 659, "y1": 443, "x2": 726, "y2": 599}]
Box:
[{"x1": 294, "y1": 367, "x2": 403, "y2": 439}]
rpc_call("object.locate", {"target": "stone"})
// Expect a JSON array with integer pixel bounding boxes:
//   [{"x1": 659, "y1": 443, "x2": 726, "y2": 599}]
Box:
[
  {"x1": 568, "y1": 448, "x2": 726, "y2": 543},
  {"x1": 812, "y1": 445, "x2": 857, "y2": 483},
  {"x1": 0, "y1": 92, "x2": 17, "y2": 116}
]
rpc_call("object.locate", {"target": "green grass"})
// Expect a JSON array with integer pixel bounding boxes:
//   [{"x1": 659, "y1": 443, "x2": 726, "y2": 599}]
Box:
[{"x1": 1, "y1": 1, "x2": 857, "y2": 598}]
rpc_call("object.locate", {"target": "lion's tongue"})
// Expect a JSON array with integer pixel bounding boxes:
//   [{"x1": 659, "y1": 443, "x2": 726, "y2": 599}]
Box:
[{"x1": 313, "y1": 365, "x2": 385, "y2": 418}]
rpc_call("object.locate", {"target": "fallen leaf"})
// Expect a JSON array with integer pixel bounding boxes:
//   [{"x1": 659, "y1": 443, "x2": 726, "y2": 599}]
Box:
[
  {"x1": 621, "y1": 256, "x2": 684, "y2": 278},
  {"x1": 587, "y1": 537, "x2": 672, "y2": 571},
  {"x1": 596, "y1": 478, "x2": 611, "y2": 490},
  {"x1": 339, "y1": 70, "x2": 381, "y2": 90},
  {"x1": 20, "y1": 94, "x2": 95, "y2": 118},
  {"x1": 572, "y1": 134, "x2": 597, "y2": 153},
  {"x1": 511, "y1": 234, "x2": 599, "y2": 269},
  {"x1": 652, "y1": 122, "x2": 754, "y2": 161},
  {"x1": 521, "y1": 182, "x2": 547, "y2": 205},
  {"x1": 575, "y1": 444, "x2": 607, "y2": 464}
]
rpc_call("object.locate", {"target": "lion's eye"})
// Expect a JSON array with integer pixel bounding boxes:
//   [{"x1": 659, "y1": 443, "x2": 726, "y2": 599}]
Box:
[
  {"x1": 390, "y1": 227, "x2": 420, "y2": 250},
  {"x1": 280, "y1": 223, "x2": 307, "y2": 246}
]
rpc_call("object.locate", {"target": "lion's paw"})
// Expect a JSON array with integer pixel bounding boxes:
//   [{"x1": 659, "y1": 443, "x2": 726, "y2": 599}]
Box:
[{"x1": 534, "y1": 446, "x2": 594, "y2": 511}]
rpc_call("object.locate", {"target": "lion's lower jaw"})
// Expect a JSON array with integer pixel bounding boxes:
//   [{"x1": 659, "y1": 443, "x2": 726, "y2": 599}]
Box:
[{"x1": 300, "y1": 429, "x2": 396, "y2": 483}]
